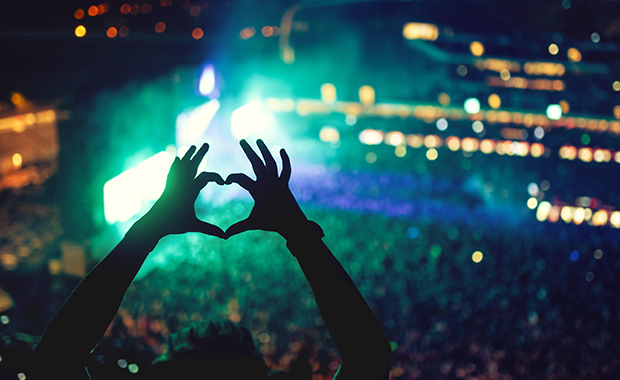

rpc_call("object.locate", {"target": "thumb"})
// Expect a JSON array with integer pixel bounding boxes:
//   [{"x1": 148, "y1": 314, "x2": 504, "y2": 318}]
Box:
[{"x1": 224, "y1": 217, "x2": 257, "y2": 239}]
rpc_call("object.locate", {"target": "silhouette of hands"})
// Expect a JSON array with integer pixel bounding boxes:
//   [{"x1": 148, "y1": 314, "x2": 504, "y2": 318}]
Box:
[
  {"x1": 143, "y1": 143, "x2": 226, "y2": 239},
  {"x1": 224, "y1": 139, "x2": 307, "y2": 240}
]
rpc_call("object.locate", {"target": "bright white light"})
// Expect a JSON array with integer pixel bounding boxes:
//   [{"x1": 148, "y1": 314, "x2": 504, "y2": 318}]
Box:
[
  {"x1": 546, "y1": 104, "x2": 562, "y2": 120},
  {"x1": 175, "y1": 99, "x2": 220, "y2": 146},
  {"x1": 199, "y1": 64, "x2": 215, "y2": 96},
  {"x1": 320, "y1": 126, "x2": 340, "y2": 143},
  {"x1": 436, "y1": 118, "x2": 448, "y2": 131},
  {"x1": 0, "y1": 315, "x2": 9, "y2": 324},
  {"x1": 534, "y1": 126, "x2": 545, "y2": 140},
  {"x1": 527, "y1": 182, "x2": 539, "y2": 196},
  {"x1": 231, "y1": 101, "x2": 276, "y2": 140},
  {"x1": 345, "y1": 114, "x2": 357, "y2": 126},
  {"x1": 137, "y1": 152, "x2": 173, "y2": 200},
  {"x1": 464, "y1": 98, "x2": 480, "y2": 114},
  {"x1": 358, "y1": 129, "x2": 383, "y2": 145},
  {"x1": 104, "y1": 168, "x2": 142, "y2": 224},
  {"x1": 472, "y1": 121, "x2": 484, "y2": 133}
]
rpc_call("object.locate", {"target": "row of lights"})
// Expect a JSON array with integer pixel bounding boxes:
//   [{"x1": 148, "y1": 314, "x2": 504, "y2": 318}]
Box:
[
  {"x1": 74, "y1": 3, "x2": 110, "y2": 19},
  {"x1": 76, "y1": 1, "x2": 207, "y2": 18},
  {"x1": 240, "y1": 26, "x2": 281, "y2": 39},
  {"x1": 535, "y1": 201, "x2": 620, "y2": 228},
  {"x1": 355, "y1": 129, "x2": 546, "y2": 158},
  {"x1": 75, "y1": 25, "x2": 205, "y2": 39},
  {"x1": 558, "y1": 145, "x2": 620, "y2": 163},
  {"x1": 0, "y1": 110, "x2": 57, "y2": 133}
]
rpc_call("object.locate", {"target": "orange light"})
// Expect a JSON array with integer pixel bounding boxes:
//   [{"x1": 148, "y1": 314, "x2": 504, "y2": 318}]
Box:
[
  {"x1": 155, "y1": 22, "x2": 166, "y2": 33},
  {"x1": 88, "y1": 5, "x2": 98, "y2": 16},
  {"x1": 119, "y1": 26, "x2": 129, "y2": 37},
  {"x1": 120, "y1": 4, "x2": 131, "y2": 14},
  {"x1": 160, "y1": 0, "x2": 171, "y2": 6},
  {"x1": 272, "y1": 26, "x2": 280, "y2": 36},
  {"x1": 106, "y1": 27, "x2": 118, "y2": 38},
  {"x1": 192, "y1": 28, "x2": 204, "y2": 40},
  {"x1": 240, "y1": 27, "x2": 255, "y2": 39},
  {"x1": 130, "y1": 4, "x2": 140, "y2": 15},
  {"x1": 262, "y1": 26, "x2": 273, "y2": 37},
  {"x1": 470, "y1": 41, "x2": 484, "y2": 56},
  {"x1": 141, "y1": 4, "x2": 152, "y2": 14},
  {"x1": 74, "y1": 9, "x2": 85, "y2": 19},
  {"x1": 190, "y1": 5, "x2": 201, "y2": 16},
  {"x1": 75, "y1": 25, "x2": 87, "y2": 37},
  {"x1": 97, "y1": 4, "x2": 106, "y2": 14}
]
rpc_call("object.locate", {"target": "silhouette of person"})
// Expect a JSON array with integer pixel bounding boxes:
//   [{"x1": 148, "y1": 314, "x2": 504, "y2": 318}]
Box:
[{"x1": 32, "y1": 140, "x2": 391, "y2": 380}]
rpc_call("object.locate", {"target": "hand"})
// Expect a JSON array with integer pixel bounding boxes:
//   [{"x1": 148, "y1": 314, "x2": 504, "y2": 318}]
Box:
[
  {"x1": 142, "y1": 143, "x2": 225, "y2": 239},
  {"x1": 224, "y1": 139, "x2": 307, "y2": 239}
]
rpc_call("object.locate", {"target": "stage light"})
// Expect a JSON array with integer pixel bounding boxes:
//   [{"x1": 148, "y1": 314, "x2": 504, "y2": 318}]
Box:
[
  {"x1": 446, "y1": 136, "x2": 460, "y2": 151},
  {"x1": 199, "y1": 64, "x2": 215, "y2": 96},
  {"x1": 573, "y1": 208, "x2": 585, "y2": 225},
  {"x1": 104, "y1": 168, "x2": 142, "y2": 224},
  {"x1": 546, "y1": 104, "x2": 562, "y2": 120},
  {"x1": 231, "y1": 101, "x2": 273, "y2": 140},
  {"x1": 464, "y1": 98, "x2": 480, "y2": 114},
  {"x1": 136, "y1": 152, "x2": 173, "y2": 201},
  {"x1": 561, "y1": 206, "x2": 573, "y2": 223},
  {"x1": 592, "y1": 210, "x2": 608, "y2": 226}
]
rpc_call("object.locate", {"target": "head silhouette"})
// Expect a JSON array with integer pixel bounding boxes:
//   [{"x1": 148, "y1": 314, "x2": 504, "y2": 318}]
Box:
[{"x1": 144, "y1": 320, "x2": 268, "y2": 380}]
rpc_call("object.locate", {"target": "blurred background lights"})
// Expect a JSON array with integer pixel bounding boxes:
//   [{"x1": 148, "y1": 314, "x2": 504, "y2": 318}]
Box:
[
  {"x1": 17, "y1": 373, "x2": 26, "y2": 380},
  {"x1": 75, "y1": 25, "x2": 86, "y2": 37},
  {"x1": 155, "y1": 22, "x2": 166, "y2": 33},
  {"x1": 385, "y1": 131, "x2": 405, "y2": 146},
  {"x1": 319, "y1": 126, "x2": 340, "y2": 143},
  {"x1": 569, "y1": 250, "x2": 579, "y2": 261},
  {"x1": 472, "y1": 251, "x2": 483, "y2": 263},
  {"x1": 534, "y1": 127, "x2": 545, "y2": 139},
  {"x1": 546, "y1": 104, "x2": 562, "y2": 120},
  {"x1": 359, "y1": 85, "x2": 375, "y2": 106},
  {"x1": 472, "y1": 121, "x2": 484, "y2": 133},
  {"x1": 436, "y1": 118, "x2": 448, "y2": 131},
  {"x1": 365, "y1": 152, "x2": 377, "y2": 163},
  {"x1": 231, "y1": 101, "x2": 275, "y2": 140},
  {"x1": 345, "y1": 114, "x2": 357, "y2": 126},
  {"x1": 456, "y1": 65, "x2": 468, "y2": 76},
  {"x1": 591, "y1": 32, "x2": 600, "y2": 43},
  {"x1": 402, "y1": 22, "x2": 438, "y2": 41},
  {"x1": 586, "y1": 272, "x2": 595, "y2": 282},
  {"x1": 567, "y1": 48, "x2": 582, "y2": 62},
  {"x1": 359, "y1": 129, "x2": 383, "y2": 145},
  {"x1": 74, "y1": 9, "x2": 84, "y2": 19},
  {"x1": 488, "y1": 94, "x2": 501, "y2": 109},
  {"x1": 128, "y1": 364, "x2": 139, "y2": 374},
  {"x1": 12, "y1": 153, "x2": 23, "y2": 169},
  {"x1": 613, "y1": 81, "x2": 620, "y2": 92},
  {"x1": 0, "y1": 315, "x2": 9, "y2": 324},
  {"x1": 117, "y1": 359, "x2": 128, "y2": 369},
  {"x1": 192, "y1": 28, "x2": 204, "y2": 39},
  {"x1": 106, "y1": 27, "x2": 118, "y2": 38},
  {"x1": 320, "y1": 83, "x2": 336, "y2": 104},
  {"x1": 426, "y1": 148, "x2": 438, "y2": 161},
  {"x1": 548, "y1": 43, "x2": 559, "y2": 55},
  {"x1": 469, "y1": 41, "x2": 484, "y2": 56},
  {"x1": 499, "y1": 69, "x2": 511, "y2": 81},
  {"x1": 527, "y1": 182, "x2": 539, "y2": 196},
  {"x1": 527, "y1": 197, "x2": 538, "y2": 209},
  {"x1": 88, "y1": 5, "x2": 98, "y2": 16},
  {"x1": 199, "y1": 64, "x2": 216, "y2": 96},
  {"x1": 464, "y1": 98, "x2": 480, "y2": 114},
  {"x1": 395, "y1": 145, "x2": 407, "y2": 157},
  {"x1": 594, "y1": 249, "x2": 603, "y2": 259}
]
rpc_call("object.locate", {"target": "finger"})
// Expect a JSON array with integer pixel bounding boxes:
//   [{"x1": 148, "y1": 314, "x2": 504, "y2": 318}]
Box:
[
  {"x1": 256, "y1": 139, "x2": 278, "y2": 177},
  {"x1": 194, "y1": 172, "x2": 225, "y2": 193},
  {"x1": 193, "y1": 220, "x2": 225, "y2": 239},
  {"x1": 182, "y1": 145, "x2": 197, "y2": 162},
  {"x1": 189, "y1": 143, "x2": 209, "y2": 172},
  {"x1": 240, "y1": 139, "x2": 267, "y2": 178},
  {"x1": 279, "y1": 148, "x2": 291, "y2": 183},
  {"x1": 225, "y1": 173, "x2": 255, "y2": 191},
  {"x1": 224, "y1": 218, "x2": 257, "y2": 239}
]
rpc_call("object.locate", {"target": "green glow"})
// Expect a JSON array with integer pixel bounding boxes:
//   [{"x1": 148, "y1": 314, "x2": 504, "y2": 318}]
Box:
[{"x1": 581, "y1": 133, "x2": 590, "y2": 145}]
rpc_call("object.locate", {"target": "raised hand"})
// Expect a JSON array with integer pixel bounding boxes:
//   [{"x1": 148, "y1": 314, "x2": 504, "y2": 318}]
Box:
[
  {"x1": 224, "y1": 139, "x2": 308, "y2": 240},
  {"x1": 142, "y1": 143, "x2": 225, "y2": 239}
]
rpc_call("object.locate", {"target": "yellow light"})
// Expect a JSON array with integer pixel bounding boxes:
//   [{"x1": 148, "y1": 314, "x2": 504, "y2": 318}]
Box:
[
  {"x1": 567, "y1": 47, "x2": 582, "y2": 62},
  {"x1": 10, "y1": 92, "x2": 25, "y2": 106},
  {"x1": 610, "y1": 211, "x2": 620, "y2": 228},
  {"x1": 155, "y1": 22, "x2": 166, "y2": 33},
  {"x1": 470, "y1": 41, "x2": 484, "y2": 56},
  {"x1": 106, "y1": 27, "x2": 117, "y2": 38},
  {"x1": 548, "y1": 44, "x2": 559, "y2": 55},
  {"x1": 320, "y1": 83, "x2": 337, "y2": 104},
  {"x1": 573, "y1": 207, "x2": 585, "y2": 225},
  {"x1": 385, "y1": 131, "x2": 405, "y2": 146},
  {"x1": 472, "y1": 251, "x2": 483, "y2": 263},
  {"x1": 578, "y1": 148, "x2": 592, "y2": 162},
  {"x1": 499, "y1": 69, "x2": 511, "y2": 81},
  {"x1": 426, "y1": 148, "x2": 438, "y2": 161},
  {"x1": 75, "y1": 25, "x2": 86, "y2": 37},
  {"x1": 446, "y1": 136, "x2": 460, "y2": 151},
  {"x1": 488, "y1": 94, "x2": 501, "y2": 109},
  {"x1": 438, "y1": 93, "x2": 450, "y2": 106},
  {"x1": 395, "y1": 145, "x2": 407, "y2": 157},
  {"x1": 530, "y1": 143, "x2": 544, "y2": 158},
  {"x1": 192, "y1": 28, "x2": 204, "y2": 39},
  {"x1": 407, "y1": 134, "x2": 424, "y2": 148},
  {"x1": 88, "y1": 5, "x2": 98, "y2": 16},
  {"x1": 461, "y1": 138, "x2": 479, "y2": 152},
  {"x1": 613, "y1": 81, "x2": 620, "y2": 92},
  {"x1": 536, "y1": 201, "x2": 552, "y2": 222},
  {"x1": 593, "y1": 149, "x2": 605, "y2": 162},
  {"x1": 12, "y1": 153, "x2": 22, "y2": 169},
  {"x1": 319, "y1": 127, "x2": 340, "y2": 143},
  {"x1": 480, "y1": 139, "x2": 494, "y2": 154},
  {"x1": 359, "y1": 85, "x2": 375, "y2": 106},
  {"x1": 366, "y1": 152, "x2": 377, "y2": 163},
  {"x1": 560, "y1": 206, "x2": 573, "y2": 223},
  {"x1": 74, "y1": 9, "x2": 85, "y2": 19},
  {"x1": 592, "y1": 210, "x2": 608, "y2": 226},
  {"x1": 527, "y1": 197, "x2": 538, "y2": 209},
  {"x1": 614, "y1": 106, "x2": 620, "y2": 119},
  {"x1": 584, "y1": 208, "x2": 593, "y2": 221},
  {"x1": 559, "y1": 100, "x2": 570, "y2": 114},
  {"x1": 423, "y1": 135, "x2": 441, "y2": 148},
  {"x1": 402, "y1": 22, "x2": 438, "y2": 41}
]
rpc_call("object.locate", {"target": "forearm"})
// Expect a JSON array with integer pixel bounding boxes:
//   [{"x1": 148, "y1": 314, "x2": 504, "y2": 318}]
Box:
[
  {"x1": 288, "y1": 233, "x2": 391, "y2": 369},
  {"x1": 35, "y1": 219, "x2": 159, "y2": 363}
]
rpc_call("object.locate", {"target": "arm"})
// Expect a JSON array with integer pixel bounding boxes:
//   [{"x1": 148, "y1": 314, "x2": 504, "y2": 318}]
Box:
[
  {"x1": 33, "y1": 143, "x2": 224, "y2": 379},
  {"x1": 225, "y1": 139, "x2": 392, "y2": 380}
]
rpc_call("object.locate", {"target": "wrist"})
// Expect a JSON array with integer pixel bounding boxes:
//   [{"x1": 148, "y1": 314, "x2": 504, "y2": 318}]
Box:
[{"x1": 284, "y1": 220, "x2": 325, "y2": 256}]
